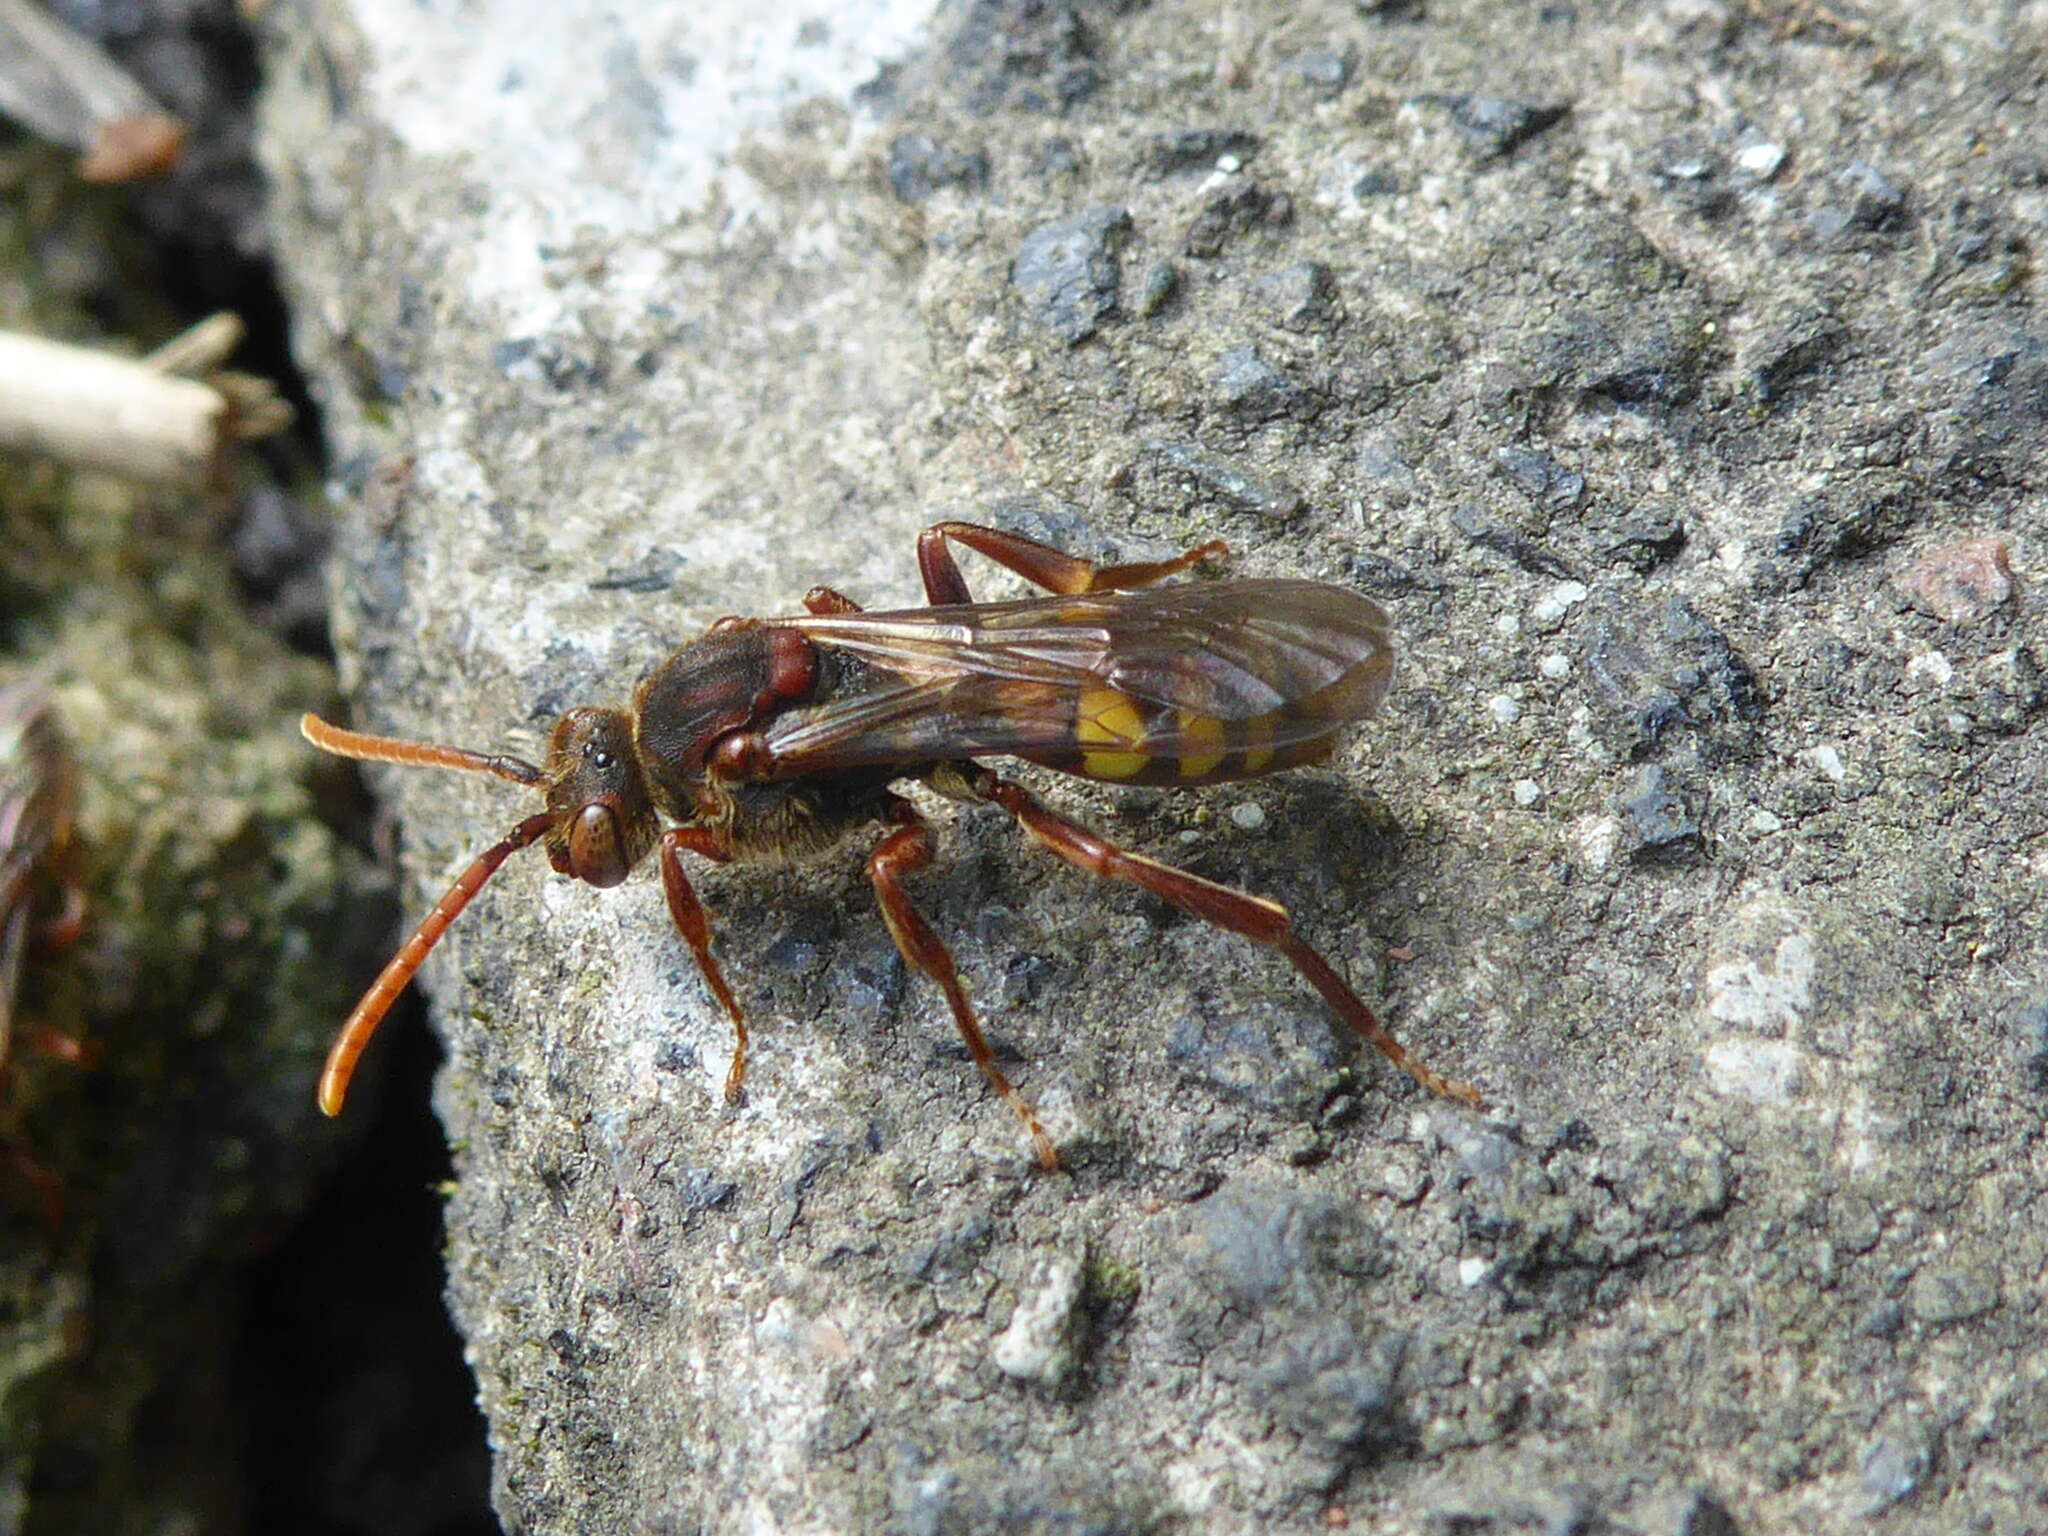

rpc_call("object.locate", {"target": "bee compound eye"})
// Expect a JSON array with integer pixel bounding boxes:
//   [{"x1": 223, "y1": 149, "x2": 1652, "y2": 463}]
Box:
[{"x1": 568, "y1": 802, "x2": 630, "y2": 888}]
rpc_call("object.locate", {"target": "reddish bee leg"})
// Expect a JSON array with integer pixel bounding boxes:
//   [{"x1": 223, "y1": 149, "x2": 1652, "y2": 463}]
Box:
[
  {"x1": 978, "y1": 776, "x2": 1486, "y2": 1111},
  {"x1": 802, "y1": 586, "x2": 862, "y2": 615},
  {"x1": 916, "y1": 521, "x2": 1229, "y2": 605},
  {"x1": 657, "y1": 827, "x2": 749, "y2": 1103},
  {"x1": 867, "y1": 800, "x2": 1060, "y2": 1171},
  {"x1": 19, "y1": 1023, "x2": 96, "y2": 1069},
  {"x1": 1, "y1": 1140, "x2": 64, "y2": 1234},
  {"x1": 34, "y1": 877, "x2": 86, "y2": 953}
]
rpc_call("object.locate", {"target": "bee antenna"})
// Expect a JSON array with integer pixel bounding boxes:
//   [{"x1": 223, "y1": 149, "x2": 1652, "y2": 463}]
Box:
[
  {"x1": 317, "y1": 811, "x2": 558, "y2": 1117},
  {"x1": 300, "y1": 712, "x2": 545, "y2": 788}
]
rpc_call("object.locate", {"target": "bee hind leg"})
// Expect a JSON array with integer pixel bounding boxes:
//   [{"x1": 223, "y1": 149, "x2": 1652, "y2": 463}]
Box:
[
  {"x1": 915, "y1": 521, "x2": 1228, "y2": 605},
  {"x1": 975, "y1": 773, "x2": 1485, "y2": 1112}
]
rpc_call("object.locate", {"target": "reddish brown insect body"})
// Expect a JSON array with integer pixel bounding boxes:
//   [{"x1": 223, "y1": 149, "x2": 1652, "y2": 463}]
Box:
[
  {"x1": 306, "y1": 523, "x2": 1482, "y2": 1167},
  {"x1": 1, "y1": 679, "x2": 91, "y2": 1228}
]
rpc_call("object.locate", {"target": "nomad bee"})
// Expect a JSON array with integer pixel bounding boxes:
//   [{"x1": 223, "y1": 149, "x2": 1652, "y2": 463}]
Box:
[
  {"x1": 1, "y1": 678, "x2": 90, "y2": 1227},
  {"x1": 305, "y1": 522, "x2": 1482, "y2": 1167}
]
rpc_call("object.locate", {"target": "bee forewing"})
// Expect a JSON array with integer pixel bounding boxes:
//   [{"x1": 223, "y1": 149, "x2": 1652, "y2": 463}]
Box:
[{"x1": 771, "y1": 579, "x2": 1394, "y2": 785}]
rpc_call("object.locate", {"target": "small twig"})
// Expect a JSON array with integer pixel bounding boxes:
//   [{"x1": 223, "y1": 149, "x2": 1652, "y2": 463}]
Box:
[
  {"x1": 0, "y1": 314, "x2": 293, "y2": 487},
  {"x1": 0, "y1": 0, "x2": 185, "y2": 182}
]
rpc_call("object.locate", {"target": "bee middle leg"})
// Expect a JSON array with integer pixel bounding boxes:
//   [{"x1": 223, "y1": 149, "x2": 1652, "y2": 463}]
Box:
[
  {"x1": 975, "y1": 774, "x2": 1485, "y2": 1111},
  {"x1": 867, "y1": 798, "x2": 1059, "y2": 1170},
  {"x1": 659, "y1": 827, "x2": 749, "y2": 1104},
  {"x1": 916, "y1": 521, "x2": 1229, "y2": 605}
]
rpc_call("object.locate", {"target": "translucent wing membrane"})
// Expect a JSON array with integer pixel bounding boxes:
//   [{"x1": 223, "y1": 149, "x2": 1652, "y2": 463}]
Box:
[{"x1": 771, "y1": 579, "x2": 1394, "y2": 786}]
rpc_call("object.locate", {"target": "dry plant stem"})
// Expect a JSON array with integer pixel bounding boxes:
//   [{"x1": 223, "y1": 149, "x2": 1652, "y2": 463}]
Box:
[
  {"x1": 0, "y1": 0, "x2": 184, "y2": 180},
  {"x1": 145, "y1": 313, "x2": 245, "y2": 376},
  {"x1": 0, "y1": 316, "x2": 293, "y2": 486},
  {"x1": 0, "y1": 330, "x2": 225, "y2": 485}
]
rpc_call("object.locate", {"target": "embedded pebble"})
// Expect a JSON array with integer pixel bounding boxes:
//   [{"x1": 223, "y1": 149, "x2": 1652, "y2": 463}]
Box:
[
  {"x1": 1904, "y1": 1265, "x2": 1998, "y2": 1326},
  {"x1": 1011, "y1": 206, "x2": 1132, "y2": 344},
  {"x1": 1486, "y1": 693, "x2": 1522, "y2": 725},
  {"x1": 992, "y1": 1256, "x2": 1086, "y2": 1386},
  {"x1": 1228, "y1": 801, "x2": 1267, "y2": 831},
  {"x1": 1538, "y1": 652, "x2": 1571, "y2": 679},
  {"x1": 1859, "y1": 1432, "x2": 1931, "y2": 1514},
  {"x1": 1737, "y1": 140, "x2": 1787, "y2": 179},
  {"x1": 1571, "y1": 813, "x2": 1619, "y2": 871},
  {"x1": 1286, "y1": 50, "x2": 1351, "y2": 92},
  {"x1": 1531, "y1": 581, "x2": 1590, "y2": 626},
  {"x1": 1800, "y1": 744, "x2": 1847, "y2": 783},
  {"x1": 1512, "y1": 778, "x2": 1542, "y2": 807},
  {"x1": 1621, "y1": 764, "x2": 1701, "y2": 862},
  {"x1": 1898, "y1": 534, "x2": 2014, "y2": 625}
]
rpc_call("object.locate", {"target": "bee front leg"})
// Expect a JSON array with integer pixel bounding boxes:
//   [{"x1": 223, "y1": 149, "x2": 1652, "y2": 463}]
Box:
[
  {"x1": 915, "y1": 521, "x2": 1229, "y2": 605},
  {"x1": 867, "y1": 799, "x2": 1059, "y2": 1171},
  {"x1": 659, "y1": 827, "x2": 749, "y2": 1104},
  {"x1": 975, "y1": 774, "x2": 1485, "y2": 1111}
]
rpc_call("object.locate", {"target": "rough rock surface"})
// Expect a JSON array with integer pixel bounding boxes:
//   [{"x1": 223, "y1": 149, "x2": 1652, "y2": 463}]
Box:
[{"x1": 260, "y1": 1, "x2": 2047, "y2": 1532}]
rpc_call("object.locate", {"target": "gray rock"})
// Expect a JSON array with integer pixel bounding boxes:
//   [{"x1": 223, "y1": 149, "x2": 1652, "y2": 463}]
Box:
[
  {"x1": 1254, "y1": 260, "x2": 1339, "y2": 328},
  {"x1": 1182, "y1": 181, "x2": 1292, "y2": 258},
  {"x1": 1211, "y1": 346, "x2": 1313, "y2": 422},
  {"x1": 1284, "y1": 51, "x2": 1352, "y2": 93},
  {"x1": 255, "y1": 0, "x2": 2048, "y2": 1530},
  {"x1": 1431, "y1": 93, "x2": 1572, "y2": 161},
  {"x1": 1582, "y1": 597, "x2": 1765, "y2": 763},
  {"x1": 1619, "y1": 764, "x2": 1704, "y2": 865},
  {"x1": 1012, "y1": 205, "x2": 1133, "y2": 343}
]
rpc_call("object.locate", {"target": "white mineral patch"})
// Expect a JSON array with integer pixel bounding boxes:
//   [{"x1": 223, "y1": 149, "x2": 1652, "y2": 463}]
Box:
[
  {"x1": 1800, "y1": 743, "x2": 1847, "y2": 783},
  {"x1": 352, "y1": 0, "x2": 942, "y2": 327},
  {"x1": 1571, "y1": 813, "x2": 1618, "y2": 871},
  {"x1": 1705, "y1": 1037, "x2": 1806, "y2": 1102},
  {"x1": 1706, "y1": 931, "x2": 1816, "y2": 1033},
  {"x1": 1905, "y1": 652, "x2": 1954, "y2": 690},
  {"x1": 1737, "y1": 140, "x2": 1788, "y2": 178}
]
